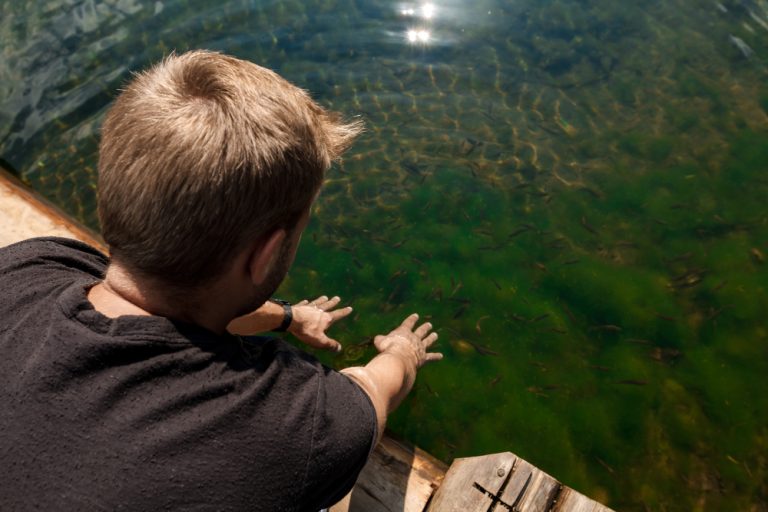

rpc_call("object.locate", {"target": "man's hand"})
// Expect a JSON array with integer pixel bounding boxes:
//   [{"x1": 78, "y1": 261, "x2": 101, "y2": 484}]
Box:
[
  {"x1": 289, "y1": 296, "x2": 353, "y2": 352},
  {"x1": 373, "y1": 313, "x2": 442, "y2": 370}
]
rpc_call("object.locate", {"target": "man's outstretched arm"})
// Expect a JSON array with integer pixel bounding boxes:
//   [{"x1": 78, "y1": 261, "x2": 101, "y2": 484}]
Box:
[
  {"x1": 340, "y1": 313, "x2": 442, "y2": 442},
  {"x1": 227, "y1": 295, "x2": 353, "y2": 351}
]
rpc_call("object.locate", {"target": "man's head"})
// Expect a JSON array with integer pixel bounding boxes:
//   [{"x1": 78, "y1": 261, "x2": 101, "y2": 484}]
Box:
[{"x1": 97, "y1": 50, "x2": 362, "y2": 291}]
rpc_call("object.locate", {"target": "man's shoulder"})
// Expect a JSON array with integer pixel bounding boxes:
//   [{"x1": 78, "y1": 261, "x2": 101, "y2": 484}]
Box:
[
  {"x1": 0, "y1": 236, "x2": 107, "y2": 277},
  {"x1": 1, "y1": 236, "x2": 105, "y2": 259}
]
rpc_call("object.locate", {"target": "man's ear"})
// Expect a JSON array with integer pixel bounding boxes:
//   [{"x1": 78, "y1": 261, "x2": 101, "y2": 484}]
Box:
[{"x1": 247, "y1": 229, "x2": 286, "y2": 285}]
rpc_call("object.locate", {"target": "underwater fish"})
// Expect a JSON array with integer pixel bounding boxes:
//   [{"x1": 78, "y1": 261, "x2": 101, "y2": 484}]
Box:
[
  {"x1": 475, "y1": 315, "x2": 491, "y2": 334},
  {"x1": 596, "y1": 457, "x2": 615, "y2": 474},
  {"x1": 402, "y1": 161, "x2": 423, "y2": 176},
  {"x1": 618, "y1": 379, "x2": 648, "y2": 386},
  {"x1": 650, "y1": 347, "x2": 683, "y2": 364},
  {"x1": 468, "y1": 341, "x2": 499, "y2": 356},
  {"x1": 509, "y1": 313, "x2": 527, "y2": 323},
  {"x1": 526, "y1": 386, "x2": 548, "y2": 397},
  {"x1": 729, "y1": 34, "x2": 755, "y2": 58},
  {"x1": 391, "y1": 239, "x2": 409, "y2": 249},
  {"x1": 626, "y1": 338, "x2": 653, "y2": 345},
  {"x1": 670, "y1": 270, "x2": 706, "y2": 289},
  {"x1": 590, "y1": 324, "x2": 622, "y2": 332},
  {"x1": 560, "y1": 303, "x2": 577, "y2": 323},
  {"x1": 462, "y1": 138, "x2": 482, "y2": 156},
  {"x1": 749, "y1": 8, "x2": 768, "y2": 31},
  {"x1": 452, "y1": 338, "x2": 498, "y2": 356},
  {"x1": 424, "y1": 383, "x2": 439, "y2": 397},
  {"x1": 580, "y1": 215, "x2": 599, "y2": 235},
  {"x1": 452, "y1": 305, "x2": 468, "y2": 319},
  {"x1": 410, "y1": 256, "x2": 426, "y2": 266},
  {"x1": 509, "y1": 225, "x2": 533, "y2": 238}
]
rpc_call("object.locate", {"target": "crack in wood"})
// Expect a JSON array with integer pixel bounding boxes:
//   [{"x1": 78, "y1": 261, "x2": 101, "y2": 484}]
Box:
[{"x1": 471, "y1": 458, "x2": 519, "y2": 511}]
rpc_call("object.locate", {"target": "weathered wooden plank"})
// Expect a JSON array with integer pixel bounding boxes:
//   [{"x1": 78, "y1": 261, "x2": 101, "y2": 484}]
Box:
[
  {"x1": 500, "y1": 459, "x2": 561, "y2": 512},
  {"x1": 517, "y1": 469, "x2": 562, "y2": 512},
  {"x1": 331, "y1": 435, "x2": 448, "y2": 512},
  {"x1": 553, "y1": 488, "x2": 613, "y2": 512},
  {"x1": 426, "y1": 452, "x2": 518, "y2": 511},
  {"x1": 0, "y1": 166, "x2": 103, "y2": 249},
  {"x1": 427, "y1": 452, "x2": 613, "y2": 512},
  {"x1": 501, "y1": 458, "x2": 537, "y2": 508}
]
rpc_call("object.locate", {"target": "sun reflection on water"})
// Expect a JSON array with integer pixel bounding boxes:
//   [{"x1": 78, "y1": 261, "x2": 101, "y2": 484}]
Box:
[
  {"x1": 401, "y1": 2, "x2": 438, "y2": 45},
  {"x1": 406, "y1": 28, "x2": 431, "y2": 43}
]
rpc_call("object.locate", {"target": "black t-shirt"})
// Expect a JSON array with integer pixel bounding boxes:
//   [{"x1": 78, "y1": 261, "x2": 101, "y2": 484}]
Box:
[{"x1": 0, "y1": 237, "x2": 376, "y2": 511}]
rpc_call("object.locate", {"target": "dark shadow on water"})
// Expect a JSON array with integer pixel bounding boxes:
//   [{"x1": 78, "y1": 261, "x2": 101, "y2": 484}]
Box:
[{"x1": 0, "y1": 156, "x2": 20, "y2": 176}]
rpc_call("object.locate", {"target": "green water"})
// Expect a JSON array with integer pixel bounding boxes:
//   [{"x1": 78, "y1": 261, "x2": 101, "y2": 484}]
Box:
[{"x1": 2, "y1": 0, "x2": 767, "y2": 509}]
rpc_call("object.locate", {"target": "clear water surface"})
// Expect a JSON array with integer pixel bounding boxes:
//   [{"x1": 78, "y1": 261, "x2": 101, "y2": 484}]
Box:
[{"x1": 1, "y1": 1, "x2": 767, "y2": 510}]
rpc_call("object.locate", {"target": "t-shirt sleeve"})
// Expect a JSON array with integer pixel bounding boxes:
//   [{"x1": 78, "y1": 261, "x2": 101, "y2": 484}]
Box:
[{"x1": 300, "y1": 366, "x2": 378, "y2": 508}]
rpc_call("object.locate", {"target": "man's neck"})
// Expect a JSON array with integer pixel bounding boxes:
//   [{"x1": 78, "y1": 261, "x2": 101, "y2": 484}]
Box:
[{"x1": 87, "y1": 264, "x2": 238, "y2": 334}]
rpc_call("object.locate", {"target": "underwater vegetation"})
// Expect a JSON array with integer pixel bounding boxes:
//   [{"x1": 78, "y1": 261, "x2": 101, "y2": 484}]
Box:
[{"x1": 1, "y1": 0, "x2": 767, "y2": 509}]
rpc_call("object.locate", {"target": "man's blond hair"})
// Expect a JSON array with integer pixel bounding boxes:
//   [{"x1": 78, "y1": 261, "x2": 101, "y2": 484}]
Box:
[{"x1": 98, "y1": 50, "x2": 362, "y2": 287}]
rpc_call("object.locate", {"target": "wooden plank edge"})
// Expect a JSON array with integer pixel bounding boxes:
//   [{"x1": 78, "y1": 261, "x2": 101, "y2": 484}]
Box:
[
  {"x1": 331, "y1": 432, "x2": 448, "y2": 512},
  {"x1": 0, "y1": 165, "x2": 104, "y2": 250}
]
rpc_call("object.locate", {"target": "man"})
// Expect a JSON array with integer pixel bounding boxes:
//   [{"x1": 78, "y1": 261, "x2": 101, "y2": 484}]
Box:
[{"x1": 0, "y1": 50, "x2": 441, "y2": 511}]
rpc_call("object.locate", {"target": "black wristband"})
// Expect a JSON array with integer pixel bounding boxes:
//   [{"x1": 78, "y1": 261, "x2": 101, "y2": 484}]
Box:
[{"x1": 270, "y1": 299, "x2": 293, "y2": 332}]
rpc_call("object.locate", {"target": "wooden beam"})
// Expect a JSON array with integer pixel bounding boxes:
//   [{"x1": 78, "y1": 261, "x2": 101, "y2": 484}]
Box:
[
  {"x1": 428, "y1": 453, "x2": 614, "y2": 512},
  {"x1": 0, "y1": 166, "x2": 102, "y2": 249},
  {"x1": 330, "y1": 434, "x2": 448, "y2": 512}
]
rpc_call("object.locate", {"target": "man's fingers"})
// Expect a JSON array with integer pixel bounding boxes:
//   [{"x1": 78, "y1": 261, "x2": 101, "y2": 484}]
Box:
[
  {"x1": 414, "y1": 321, "x2": 432, "y2": 338},
  {"x1": 424, "y1": 332, "x2": 439, "y2": 347},
  {"x1": 296, "y1": 299, "x2": 309, "y2": 306},
  {"x1": 311, "y1": 295, "x2": 329, "y2": 306},
  {"x1": 425, "y1": 352, "x2": 443, "y2": 363},
  {"x1": 400, "y1": 313, "x2": 419, "y2": 330},
  {"x1": 323, "y1": 336, "x2": 342, "y2": 353},
  {"x1": 329, "y1": 306, "x2": 353, "y2": 321},
  {"x1": 313, "y1": 334, "x2": 341, "y2": 352},
  {"x1": 321, "y1": 296, "x2": 341, "y2": 310}
]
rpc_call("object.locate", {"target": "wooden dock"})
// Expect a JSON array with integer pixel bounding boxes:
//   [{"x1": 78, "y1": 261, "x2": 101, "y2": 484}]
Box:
[
  {"x1": 0, "y1": 166, "x2": 102, "y2": 248},
  {"x1": 0, "y1": 165, "x2": 614, "y2": 512}
]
